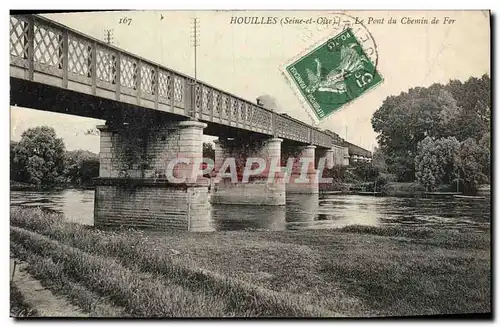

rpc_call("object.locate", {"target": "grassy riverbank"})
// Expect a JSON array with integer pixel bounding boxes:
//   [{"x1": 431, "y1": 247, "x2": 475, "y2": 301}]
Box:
[
  {"x1": 10, "y1": 207, "x2": 491, "y2": 317},
  {"x1": 10, "y1": 283, "x2": 38, "y2": 317}
]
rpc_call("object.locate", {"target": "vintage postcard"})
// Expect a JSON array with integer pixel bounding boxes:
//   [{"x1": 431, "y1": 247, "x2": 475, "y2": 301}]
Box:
[{"x1": 9, "y1": 10, "x2": 491, "y2": 319}]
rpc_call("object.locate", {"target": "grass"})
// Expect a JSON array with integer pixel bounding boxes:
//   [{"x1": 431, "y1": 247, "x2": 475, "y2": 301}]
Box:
[
  {"x1": 10, "y1": 206, "x2": 491, "y2": 317},
  {"x1": 11, "y1": 241, "x2": 126, "y2": 317},
  {"x1": 11, "y1": 227, "x2": 233, "y2": 317},
  {"x1": 10, "y1": 283, "x2": 38, "y2": 318},
  {"x1": 10, "y1": 207, "x2": 339, "y2": 317}
]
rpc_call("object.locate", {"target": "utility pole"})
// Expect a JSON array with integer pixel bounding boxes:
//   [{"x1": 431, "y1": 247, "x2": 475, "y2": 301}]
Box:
[
  {"x1": 189, "y1": 17, "x2": 200, "y2": 119},
  {"x1": 191, "y1": 17, "x2": 200, "y2": 81},
  {"x1": 104, "y1": 29, "x2": 114, "y2": 45}
]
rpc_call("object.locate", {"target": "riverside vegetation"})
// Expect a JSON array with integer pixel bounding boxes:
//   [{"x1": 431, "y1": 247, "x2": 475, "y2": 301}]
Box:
[{"x1": 10, "y1": 207, "x2": 490, "y2": 317}]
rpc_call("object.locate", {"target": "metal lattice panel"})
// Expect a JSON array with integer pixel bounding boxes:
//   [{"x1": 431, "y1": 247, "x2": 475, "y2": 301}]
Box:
[
  {"x1": 260, "y1": 111, "x2": 269, "y2": 129},
  {"x1": 239, "y1": 101, "x2": 246, "y2": 121},
  {"x1": 96, "y1": 46, "x2": 117, "y2": 83},
  {"x1": 120, "y1": 55, "x2": 137, "y2": 89},
  {"x1": 264, "y1": 111, "x2": 272, "y2": 130},
  {"x1": 312, "y1": 130, "x2": 332, "y2": 147},
  {"x1": 246, "y1": 105, "x2": 254, "y2": 123},
  {"x1": 68, "y1": 35, "x2": 91, "y2": 76},
  {"x1": 194, "y1": 84, "x2": 202, "y2": 110},
  {"x1": 202, "y1": 86, "x2": 211, "y2": 114},
  {"x1": 10, "y1": 16, "x2": 29, "y2": 58},
  {"x1": 173, "y1": 76, "x2": 184, "y2": 104},
  {"x1": 322, "y1": 134, "x2": 333, "y2": 147},
  {"x1": 222, "y1": 95, "x2": 230, "y2": 118},
  {"x1": 213, "y1": 91, "x2": 221, "y2": 115},
  {"x1": 220, "y1": 94, "x2": 226, "y2": 117},
  {"x1": 231, "y1": 98, "x2": 238, "y2": 120},
  {"x1": 294, "y1": 122, "x2": 309, "y2": 142},
  {"x1": 279, "y1": 119, "x2": 309, "y2": 142},
  {"x1": 276, "y1": 116, "x2": 287, "y2": 138},
  {"x1": 314, "y1": 131, "x2": 321, "y2": 146},
  {"x1": 252, "y1": 109, "x2": 265, "y2": 129},
  {"x1": 140, "y1": 62, "x2": 155, "y2": 95},
  {"x1": 158, "y1": 70, "x2": 172, "y2": 99},
  {"x1": 33, "y1": 23, "x2": 63, "y2": 68}
]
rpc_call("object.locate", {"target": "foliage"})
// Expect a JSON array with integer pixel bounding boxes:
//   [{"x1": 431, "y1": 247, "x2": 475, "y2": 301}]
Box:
[
  {"x1": 203, "y1": 142, "x2": 215, "y2": 160},
  {"x1": 11, "y1": 126, "x2": 100, "y2": 187},
  {"x1": 11, "y1": 126, "x2": 66, "y2": 186},
  {"x1": 373, "y1": 172, "x2": 397, "y2": 192},
  {"x1": 64, "y1": 150, "x2": 100, "y2": 185},
  {"x1": 445, "y1": 75, "x2": 491, "y2": 141},
  {"x1": 371, "y1": 146, "x2": 388, "y2": 173},
  {"x1": 372, "y1": 85, "x2": 459, "y2": 181},
  {"x1": 457, "y1": 138, "x2": 488, "y2": 194},
  {"x1": 319, "y1": 166, "x2": 348, "y2": 191},
  {"x1": 372, "y1": 74, "x2": 490, "y2": 185},
  {"x1": 414, "y1": 134, "x2": 489, "y2": 193},
  {"x1": 478, "y1": 132, "x2": 491, "y2": 179},
  {"x1": 10, "y1": 141, "x2": 25, "y2": 182},
  {"x1": 414, "y1": 136, "x2": 460, "y2": 191},
  {"x1": 351, "y1": 160, "x2": 379, "y2": 182}
]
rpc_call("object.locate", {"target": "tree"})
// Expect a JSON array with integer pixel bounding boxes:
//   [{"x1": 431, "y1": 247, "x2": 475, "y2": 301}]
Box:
[
  {"x1": 414, "y1": 136, "x2": 460, "y2": 191},
  {"x1": 203, "y1": 142, "x2": 215, "y2": 161},
  {"x1": 64, "y1": 150, "x2": 100, "y2": 185},
  {"x1": 10, "y1": 141, "x2": 25, "y2": 182},
  {"x1": 372, "y1": 146, "x2": 388, "y2": 173},
  {"x1": 372, "y1": 85, "x2": 460, "y2": 181},
  {"x1": 372, "y1": 75, "x2": 490, "y2": 182},
  {"x1": 457, "y1": 138, "x2": 488, "y2": 194},
  {"x1": 446, "y1": 74, "x2": 491, "y2": 141},
  {"x1": 351, "y1": 160, "x2": 379, "y2": 182},
  {"x1": 13, "y1": 126, "x2": 66, "y2": 186},
  {"x1": 478, "y1": 132, "x2": 491, "y2": 179}
]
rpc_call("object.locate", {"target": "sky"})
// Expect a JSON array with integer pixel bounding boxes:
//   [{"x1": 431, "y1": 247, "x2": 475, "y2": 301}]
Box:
[{"x1": 10, "y1": 10, "x2": 490, "y2": 153}]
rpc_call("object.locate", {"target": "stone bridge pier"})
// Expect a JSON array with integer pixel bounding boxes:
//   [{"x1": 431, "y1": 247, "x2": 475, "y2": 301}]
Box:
[
  {"x1": 211, "y1": 136, "x2": 286, "y2": 205},
  {"x1": 94, "y1": 119, "x2": 212, "y2": 231},
  {"x1": 282, "y1": 144, "x2": 319, "y2": 194},
  {"x1": 212, "y1": 137, "x2": 342, "y2": 202}
]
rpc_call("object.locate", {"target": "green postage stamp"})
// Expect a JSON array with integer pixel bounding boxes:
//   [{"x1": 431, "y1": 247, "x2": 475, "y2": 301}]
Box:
[{"x1": 284, "y1": 28, "x2": 383, "y2": 121}]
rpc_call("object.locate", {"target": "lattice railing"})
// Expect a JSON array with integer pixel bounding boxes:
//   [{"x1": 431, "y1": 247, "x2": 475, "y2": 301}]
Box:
[
  {"x1": 311, "y1": 129, "x2": 333, "y2": 148},
  {"x1": 275, "y1": 115, "x2": 310, "y2": 143},
  {"x1": 33, "y1": 23, "x2": 63, "y2": 75},
  {"x1": 10, "y1": 14, "x2": 338, "y2": 148},
  {"x1": 10, "y1": 16, "x2": 29, "y2": 63},
  {"x1": 158, "y1": 70, "x2": 173, "y2": 100},
  {"x1": 68, "y1": 34, "x2": 91, "y2": 78}
]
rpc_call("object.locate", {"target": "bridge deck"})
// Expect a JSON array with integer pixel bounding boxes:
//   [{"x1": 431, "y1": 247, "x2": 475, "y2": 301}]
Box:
[{"x1": 9, "y1": 14, "x2": 348, "y2": 149}]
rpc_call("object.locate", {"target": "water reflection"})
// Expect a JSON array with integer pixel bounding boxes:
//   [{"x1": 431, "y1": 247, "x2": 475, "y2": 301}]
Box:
[
  {"x1": 10, "y1": 190, "x2": 491, "y2": 232},
  {"x1": 11, "y1": 189, "x2": 94, "y2": 225},
  {"x1": 211, "y1": 204, "x2": 286, "y2": 231},
  {"x1": 313, "y1": 195, "x2": 380, "y2": 229},
  {"x1": 285, "y1": 194, "x2": 318, "y2": 230}
]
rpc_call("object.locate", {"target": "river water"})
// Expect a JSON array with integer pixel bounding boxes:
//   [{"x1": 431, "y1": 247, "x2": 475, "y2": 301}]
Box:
[{"x1": 10, "y1": 189, "x2": 491, "y2": 232}]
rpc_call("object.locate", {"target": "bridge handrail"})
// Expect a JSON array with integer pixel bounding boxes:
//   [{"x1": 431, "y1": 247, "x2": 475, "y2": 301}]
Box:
[
  {"x1": 10, "y1": 13, "x2": 337, "y2": 148},
  {"x1": 28, "y1": 14, "x2": 274, "y2": 114}
]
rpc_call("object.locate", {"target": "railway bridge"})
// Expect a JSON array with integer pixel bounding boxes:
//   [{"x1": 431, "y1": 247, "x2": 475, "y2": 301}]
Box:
[{"x1": 10, "y1": 14, "x2": 372, "y2": 230}]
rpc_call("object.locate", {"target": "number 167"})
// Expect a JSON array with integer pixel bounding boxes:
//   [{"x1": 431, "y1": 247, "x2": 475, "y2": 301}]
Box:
[{"x1": 119, "y1": 17, "x2": 132, "y2": 25}]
